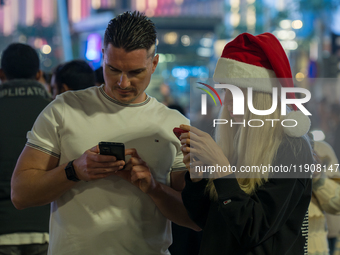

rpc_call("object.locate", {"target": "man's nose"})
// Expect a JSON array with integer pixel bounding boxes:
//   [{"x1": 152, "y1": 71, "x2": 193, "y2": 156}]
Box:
[{"x1": 117, "y1": 73, "x2": 130, "y2": 89}]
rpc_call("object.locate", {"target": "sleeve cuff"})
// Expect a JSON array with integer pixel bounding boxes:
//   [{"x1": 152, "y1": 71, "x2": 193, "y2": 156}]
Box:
[
  {"x1": 171, "y1": 167, "x2": 187, "y2": 172},
  {"x1": 184, "y1": 172, "x2": 208, "y2": 193}
]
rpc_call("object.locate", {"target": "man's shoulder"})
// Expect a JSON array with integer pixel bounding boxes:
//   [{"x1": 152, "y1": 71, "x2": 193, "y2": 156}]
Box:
[
  {"x1": 149, "y1": 98, "x2": 188, "y2": 121},
  {"x1": 61, "y1": 85, "x2": 98, "y2": 97},
  {"x1": 56, "y1": 86, "x2": 99, "y2": 103}
]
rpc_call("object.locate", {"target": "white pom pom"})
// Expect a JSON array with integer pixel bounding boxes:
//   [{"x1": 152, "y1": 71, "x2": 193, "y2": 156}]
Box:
[{"x1": 282, "y1": 111, "x2": 311, "y2": 137}]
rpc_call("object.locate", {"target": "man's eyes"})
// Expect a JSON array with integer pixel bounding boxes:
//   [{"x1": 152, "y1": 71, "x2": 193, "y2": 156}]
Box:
[
  {"x1": 109, "y1": 68, "x2": 119, "y2": 72},
  {"x1": 108, "y1": 68, "x2": 143, "y2": 74},
  {"x1": 131, "y1": 70, "x2": 143, "y2": 75}
]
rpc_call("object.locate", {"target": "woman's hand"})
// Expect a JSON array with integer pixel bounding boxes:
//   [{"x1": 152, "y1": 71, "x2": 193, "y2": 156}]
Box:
[
  {"x1": 181, "y1": 151, "x2": 204, "y2": 182},
  {"x1": 179, "y1": 124, "x2": 231, "y2": 180}
]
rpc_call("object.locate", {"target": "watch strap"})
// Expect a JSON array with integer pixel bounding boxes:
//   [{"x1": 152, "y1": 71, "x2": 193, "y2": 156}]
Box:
[{"x1": 65, "y1": 160, "x2": 80, "y2": 182}]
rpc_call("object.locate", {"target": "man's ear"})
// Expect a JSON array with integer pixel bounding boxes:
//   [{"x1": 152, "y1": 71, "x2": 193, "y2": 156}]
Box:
[
  {"x1": 62, "y1": 83, "x2": 70, "y2": 92},
  {"x1": 101, "y1": 48, "x2": 105, "y2": 63},
  {"x1": 35, "y1": 70, "x2": 43, "y2": 81},
  {"x1": 151, "y1": 54, "x2": 159, "y2": 74},
  {"x1": 0, "y1": 69, "x2": 6, "y2": 83}
]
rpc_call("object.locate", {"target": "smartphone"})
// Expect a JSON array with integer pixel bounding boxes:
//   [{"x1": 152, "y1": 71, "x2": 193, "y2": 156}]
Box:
[
  {"x1": 98, "y1": 142, "x2": 125, "y2": 161},
  {"x1": 173, "y1": 127, "x2": 188, "y2": 140}
]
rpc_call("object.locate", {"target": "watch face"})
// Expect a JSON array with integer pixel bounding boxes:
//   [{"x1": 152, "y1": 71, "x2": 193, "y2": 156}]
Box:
[{"x1": 65, "y1": 161, "x2": 80, "y2": 182}]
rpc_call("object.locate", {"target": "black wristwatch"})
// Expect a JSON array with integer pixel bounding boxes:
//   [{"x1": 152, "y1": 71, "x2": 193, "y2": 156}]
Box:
[{"x1": 65, "y1": 160, "x2": 80, "y2": 182}]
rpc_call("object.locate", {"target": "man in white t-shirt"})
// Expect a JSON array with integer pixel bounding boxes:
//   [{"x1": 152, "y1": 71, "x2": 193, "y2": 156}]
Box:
[{"x1": 11, "y1": 11, "x2": 199, "y2": 255}]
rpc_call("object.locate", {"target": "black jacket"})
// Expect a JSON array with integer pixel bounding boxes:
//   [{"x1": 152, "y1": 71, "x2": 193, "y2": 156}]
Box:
[
  {"x1": 0, "y1": 79, "x2": 51, "y2": 235},
  {"x1": 182, "y1": 137, "x2": 313, "y2": 255}
]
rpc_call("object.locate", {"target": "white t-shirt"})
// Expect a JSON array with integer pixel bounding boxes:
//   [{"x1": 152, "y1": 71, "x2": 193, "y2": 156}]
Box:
[{"x1": 27, "y1": 85, "x2": 189, "y2": 255}]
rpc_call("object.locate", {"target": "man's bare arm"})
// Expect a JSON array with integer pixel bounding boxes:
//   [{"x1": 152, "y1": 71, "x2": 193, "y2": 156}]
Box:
[
  {"x1": 11, "y1": 145, "x2": 125, "y2": 209},
  {"x1": 11, "y1": 146, "x2": 74, "y2": 209}
]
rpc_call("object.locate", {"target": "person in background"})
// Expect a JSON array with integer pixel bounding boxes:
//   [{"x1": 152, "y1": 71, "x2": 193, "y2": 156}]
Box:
[
  {"x1": 0, "y1": 43, "x2": 51, "y2": 255},
  {"x1": 330, "y1": 103, "x2": 340, "y2": 166},
  {"x1": 94, "y1": 66, "x2": 105, "y2": 86},
  {"x1": 50, "y1": 60, "x2": 95, "y2": 99},
  {"x1": 179, "y1": 32, "x2": 313, "y2": 254},
  {"x1": 38, "y1": 71, "x2": 52, "y2": 96},
  {"x1": 11, "y1": 11, "x2": 198, "y2": 255},
  {"x1": 49, "y1": 63, "x2": 63, "y2": 98},
  {"x1": 309, "y1": 140, "x2": 340, "y2": 255}
]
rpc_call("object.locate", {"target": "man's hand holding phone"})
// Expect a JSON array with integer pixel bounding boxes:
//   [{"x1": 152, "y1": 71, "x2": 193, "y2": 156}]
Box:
[
  {"x1": 118, "y1": 148, "x2": 157, "y2": 194},
  {"x1": 71, "y1": 141, "x2": 157, "y2": 193},
  {"x1": 72, "y1": 143, "x2": 125, "y2": 182}
]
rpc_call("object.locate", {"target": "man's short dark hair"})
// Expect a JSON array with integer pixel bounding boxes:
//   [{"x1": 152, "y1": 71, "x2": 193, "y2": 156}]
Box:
[
  {"x1": 1, "y1": 43, "x2": 40, "y2": 80},
  {"x1": 104, "y1": 11, "x2": 157, "y2": 55},
  {"x1": 55, "y1": 60, "x2": 95, "y2": 91}
]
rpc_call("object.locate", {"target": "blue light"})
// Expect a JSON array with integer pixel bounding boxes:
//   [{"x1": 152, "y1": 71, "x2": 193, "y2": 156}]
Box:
[
  {"x1": 85, "y1": 34, "x2": 101, "y2": 61},
  {"x1": 86, "y1": 50, "x2": 100, "y2": 60},
  {"x1": 171, "y1": 66, "x2": 210, "y2": 83},
  {"x1": 172, "y1": 67, "x2": 189, "y2": 79},
  {"x1": 191, "y1": 67, "x2": 199, "y2": 76},
  {"x1": 198, "y1": 66, "x2": 209, "y2": 78},
  {"x1": 176, "y1": 79, "x2": 187, "y2": 87}
]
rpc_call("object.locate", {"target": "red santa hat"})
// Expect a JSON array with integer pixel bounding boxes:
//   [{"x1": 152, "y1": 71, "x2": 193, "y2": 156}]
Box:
[{"x1": 213, "y1": 32, "x2": 310, "y2": 137}]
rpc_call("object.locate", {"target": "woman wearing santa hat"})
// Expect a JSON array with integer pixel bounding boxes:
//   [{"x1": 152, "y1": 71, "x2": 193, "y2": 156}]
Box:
[{"x1": 179, "y1": 32, "x2": 313, "y2": 254}]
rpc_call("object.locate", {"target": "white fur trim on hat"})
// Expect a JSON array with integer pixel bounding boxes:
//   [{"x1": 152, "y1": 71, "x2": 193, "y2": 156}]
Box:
[
  {"x1": 213, "y1": 58, "x2": 278, "y2": 93},
  {"x1": 282, "y1": 111, "x2": 311, "y2": 137}
]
